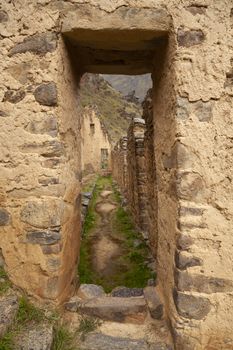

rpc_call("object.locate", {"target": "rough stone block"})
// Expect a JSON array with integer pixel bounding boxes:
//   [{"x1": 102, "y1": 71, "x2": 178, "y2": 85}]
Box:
[
  {"x1": 111, "y1": 287, "x2": 143, "y2": 298},
  {"x1": 65, "y1": 296, "x2": 83, "y2": 312},
  {"x1": 41, "y1": 244, "x2": 61, "y2": 255},
  {"x1": 78, "y1": 284, "x2": 105, "y2": 299},
  {"x1": 176, "y1": 171, "x2": 204, "y2": 201},
  {"x1": 193, "y1": 100, "x2": 213, "y2": 122},
  {"x1": 20, "y1": 199, "x2": 63, "y2": 228},
  {"x1": 0, "y1": 10, "x2": 9, "y2": 23},
  {"x1": 179, "y1": 206, "x2": 204, "y2": 216},
  {"x1": 34, "y1": 82, "x2": 57, "y2": 106},
  {"x1": 41, "y1": 140, "x2": 64, "y2": 157},
  {"x1": 0, "y1": 208, "x2": 11, "y2": 226},
  {"x1": 143, "y1": 286, "x2": 163, "y2": 319},
  {"x1": 176, "y1": 270, "x2": 233, "y2": 293},
  {"x1": 186, "y1": 6, "x2": 207, "y2": 15},
  {"x1": 177, "y1": 29, "x2": 205, "y2": 47},
  {"x1": 9, "y1": 32, "x2": 57, "y2": 56},
  {"x1": 177, "y1": 234, "x2": 194, "y2": 251},
  {"x1": 25, "y1": 116, "x2": 58, "y2": 137},
  {"x1": 15, "y1": 323, "x2": 53, "y2": 350},
  {"x1": 77, "y1": 296, "x2": 147, "y2": 323},
  {"x1": 0, "y1": 110, "x2": 9, "y2": 117},
  {"x1": 174, "y1": 291, "x2": 211, "y2": 320},
  {"x1": 26, "y1": 230, "x2": 61, "y2": 245},
  {"x1": 3, "y1": 89, "x2": 26, "y2": 103},
  {"x1": 0, "y1": 295, "x2": 19, "y2": 337},
  {"x1": 175, "y1": 251, "x2": 202, "y2": 270},
  {"x1": 79, "y1": 333, "x2": 149, "y2": 350}
]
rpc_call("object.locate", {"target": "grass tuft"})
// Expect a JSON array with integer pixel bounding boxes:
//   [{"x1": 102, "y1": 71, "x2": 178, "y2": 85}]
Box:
[
  {"x1": 0, "y1": 267, "x2": 12, "y2": 296},
  {"x1": 52, "y1": 325, "x2": 77, "y2": 350},
  {"x1": 0, "y1": 331, "x2": 14, "y2": 350},
  {"x1": 78, "y1": 317, "x2": 100, "y2": 341},
  {"x1": 16, "y1": 296, "x2": 45, "y2": 325}
]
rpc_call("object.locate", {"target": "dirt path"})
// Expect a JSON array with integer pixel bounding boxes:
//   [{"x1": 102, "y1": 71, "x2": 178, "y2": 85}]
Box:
[
  {"x1": 79, "y1": 176, "x2": 154, "y2": 292},
  {"x1": 91, "y1": 187, "x2": 127, "y2": 284}
]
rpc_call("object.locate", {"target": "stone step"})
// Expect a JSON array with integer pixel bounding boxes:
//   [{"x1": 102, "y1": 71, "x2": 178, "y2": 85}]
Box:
[
  {"x1": 66, "y1": 284, "x2": 165, "y2": 323},
  {"x1": 79, "y1": 333, "x2": 173, "y2": 350},
  {"x1": 67, "y1": 296, "x2": 147, "y2": 323}
]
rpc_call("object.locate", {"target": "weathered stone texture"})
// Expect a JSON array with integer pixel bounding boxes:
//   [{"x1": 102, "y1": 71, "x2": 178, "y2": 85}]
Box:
[
  {"x1": 177, "y1": 29, "x2": 205, "y2": 47},
  {"x1": 9, "y1": 32, "x2": 57, "y2": 56},
  {"x1": 34, "y1": 82, "x2": 58, "y2": 106},
  {"x1": 26, "y1": 230, "x2": 61, "y2": 245},
  {"x1": 0, "y1": 1, "x2": 233, "y2": 349},
  {"x1": 174, "y1": 291, "x2": 211, "y2": 320},
  {"x1": 0, "y1": 209, "x2": 11, "y2": 226}
]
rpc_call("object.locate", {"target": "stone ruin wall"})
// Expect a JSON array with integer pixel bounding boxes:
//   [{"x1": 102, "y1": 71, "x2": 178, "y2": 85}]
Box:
[
  {"x1": 0, "y1": 0, "x2": 232, "y2": 348},
  {"x1": 111, "y1": 137, "x2": 128, "y2": 196},
  {"x1": 81, "y1": 106, "x2": 112, "y2": 176},
  {"x1": 126, "y1": 118, "x2": 149, "y2": 234}
]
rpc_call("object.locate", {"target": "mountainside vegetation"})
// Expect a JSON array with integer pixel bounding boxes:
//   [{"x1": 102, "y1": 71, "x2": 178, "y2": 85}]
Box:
[
  {"x1": 79, "y1": 74, "x2": 142, "y2": 144},
  {"x1": 102, "y1": 74, "x2": 152, "y2": 102}
]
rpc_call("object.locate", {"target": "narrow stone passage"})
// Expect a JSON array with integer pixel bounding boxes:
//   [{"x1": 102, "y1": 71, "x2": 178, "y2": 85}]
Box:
[{"x1": 78, "y1": 176, "x2": 155, "y2": 292}]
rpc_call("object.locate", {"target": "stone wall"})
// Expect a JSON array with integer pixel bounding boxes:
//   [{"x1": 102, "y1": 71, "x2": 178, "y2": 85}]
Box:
[
  {"x1": 111, "y1": 137, "x2": 128, "y2": 196},
  {"x1": 81, "y1": 106, "x2": 112, "y2": 175},
  {"x1": 0, "y1": 2, "x2": 81, "y2": 303},
  {"x1": 143, "y1": 90, "x2": 158, "y2": 255},
  {"x1": 126, "y1": 118, "x2": 148, "y2": 234},
  {"x1": 0, "y1": 1, "x2": 233, "y2": 348}
]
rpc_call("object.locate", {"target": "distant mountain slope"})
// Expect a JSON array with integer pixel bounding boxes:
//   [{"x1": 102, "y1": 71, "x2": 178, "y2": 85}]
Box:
[
  {"x1": 79, "y1": 74, "x2": 142, "y2": 144},
  {"x1": 101, "y1": 74, "x2": 152, "y2": 102}
]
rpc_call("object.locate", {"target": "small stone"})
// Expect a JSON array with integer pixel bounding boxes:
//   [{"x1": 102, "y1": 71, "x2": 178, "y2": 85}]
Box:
[
  {"x1": 176, "y1": 97, "x2": 190, "y2": 120},
  {"x1": 174, "y1": 291, "x2": 211, "y2": 320},
  {"x1": 0, "y1": 110, "x2": 9, "y2": 117},
  {"x1": 3, "y1": 89, "x2": 26, "y2": 103},
  {"x1": 177, "y1": 29, "x2": 205, "y2": 47},
  {"x1": 193, "y1": 100, "x2": 213, "y2": 122},
  {"x1": 15, "y1": 323, "x2": 53, "y2": 350},
  {"x1": 175, "y1": 251, "x2": 202, "y2": 270},
  {"x1": 82, "y1": 192, "x2": 92, "y2": 199},
  {"x1": 78, "y1": 284, "x2": 105, "y2": 299},
  {"x1": 111, "y1": 287, "x2": 143, "y2": 298},
  {"x1": 41, "y1": 140, "x2": 64, "y2": 157},
  {"x1": 186, "y1": 5, "x2": 207, "y2": 15},
  {"x1": 38, "y1": 177, "x2": 59, "y2": 186},
  {"x1": 77, "y1": 296, "x2": 147, "y2": 323},
  {"x1": 147, "y1": 279, "x2": 156, "y2": 286},
  {"x1": 34, "y1": 82, "x2": 57, "y2": 106},
  {"x1": 9, "y1": 32, "x2": 57, "y2": 56},
  {"x1": 65, "y1": 296, "x2": 83, "y2": 312},
  {"x1": 26, "y1": 230, "x2": 61, "y2": 245},
  {"x1": 176, "y1": 171, "x2": 204, "y2": 201},
  {"x1": 82, "y1": 198, "x2": 90, "y2": 207},
  {"x1": 41, "y1": 244, "x2": 61, "y2": 255},
  {"x1": 179, "y1": 206, "x2": 204, "y2": 216},
  {"x1": 25, "y1": 116, "x2": 58, "y2": 137},
  {"x1": 0, "y1": 295, "x2": 19, "y2": 337},
  {"x1": 0, "y1": 10, "x2": 9, "y2": 23},
  {"x1": 177, "y1": 234, "x2": 194, "y2": 251},
  {"x1": 0, "y1": 208, "x2": 10, "y2": 226},
  {"x1": 143, "y1": 287, "x2": 163, "y2": 320},
  {"x1": 42, "y1": 158, "x2": 61, "y2": 168}
]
